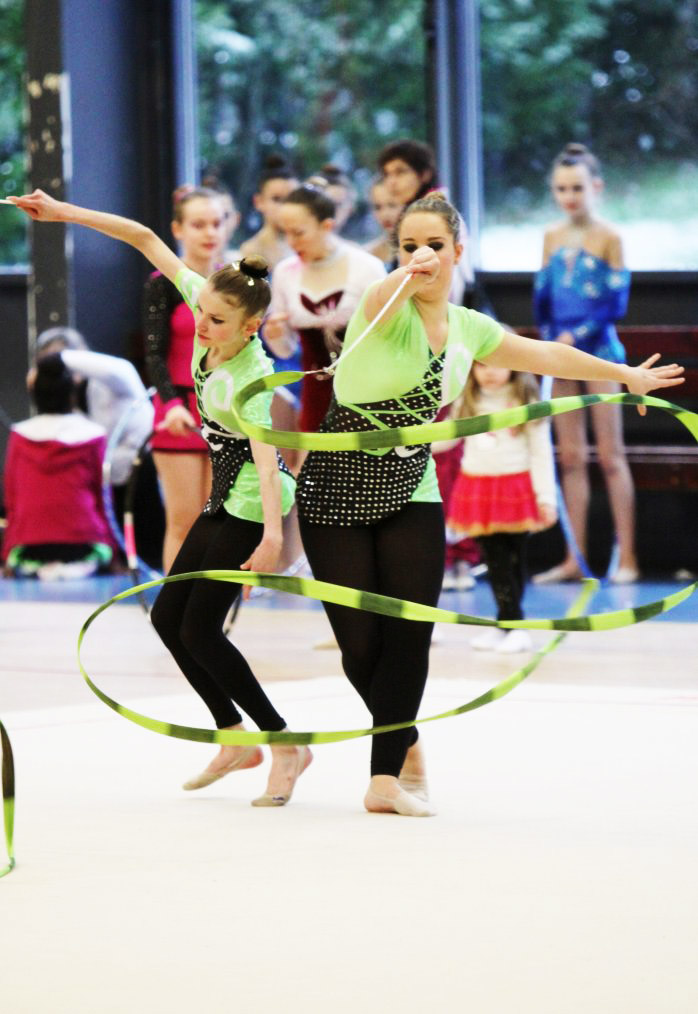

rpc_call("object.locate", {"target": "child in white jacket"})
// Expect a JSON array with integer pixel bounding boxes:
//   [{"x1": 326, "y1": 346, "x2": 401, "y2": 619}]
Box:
[{"x1": 448, "y1": 362, "x2": 557, "y2": 653}]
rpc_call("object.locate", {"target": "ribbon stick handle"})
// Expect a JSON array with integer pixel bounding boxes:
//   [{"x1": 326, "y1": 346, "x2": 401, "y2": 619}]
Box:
[{"x1": 324, "y1": 273, "x2": 413, "y2": 375}]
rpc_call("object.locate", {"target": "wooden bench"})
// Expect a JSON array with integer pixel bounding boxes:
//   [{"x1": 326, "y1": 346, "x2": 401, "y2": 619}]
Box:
[{"x1": 514, "y1": 324, "x2": 698, "y2": 492}]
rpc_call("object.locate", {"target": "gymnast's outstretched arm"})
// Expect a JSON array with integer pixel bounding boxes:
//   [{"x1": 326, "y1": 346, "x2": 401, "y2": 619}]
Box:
[
  {"x1": 486, "y1": 331, "x2": 684, "y2": 415},
  {"x1": 9, "y1": 189, "x2": 184, "y2": 285}
]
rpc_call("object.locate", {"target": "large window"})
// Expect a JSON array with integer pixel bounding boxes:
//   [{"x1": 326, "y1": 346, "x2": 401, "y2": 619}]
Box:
[
  {"x1": 0, "y1": 0, "x2": 27, "y2": 265},
  {"x1": 480, "y1": 0, "x2": 698, "y2": 271},
  {"x1": 194, "y1": 0, "x2": 427, "y2": 241}
]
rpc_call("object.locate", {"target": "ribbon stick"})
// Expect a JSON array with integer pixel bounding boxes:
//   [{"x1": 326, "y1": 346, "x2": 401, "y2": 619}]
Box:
[{"x1": 324, "y1": 273, "x2": 413, "y2": 375}]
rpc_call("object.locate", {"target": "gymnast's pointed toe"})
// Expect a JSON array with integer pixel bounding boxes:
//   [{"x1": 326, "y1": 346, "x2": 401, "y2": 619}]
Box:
[
  {"x1": 251, "y1": 745, "x2": 312, "y2": 807},
  {"x1": 182, "y1": 745, "x2": 263, "y2": 791}
]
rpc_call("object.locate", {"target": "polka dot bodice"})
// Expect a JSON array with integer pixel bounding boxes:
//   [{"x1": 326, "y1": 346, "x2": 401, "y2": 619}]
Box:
[
  {"x1": 200, "y1": 423, "x2": 255, "y2": 516},
  {"x1": 296, "y1": 352, "x2": 445, "y2": 526},
  {"x1": 194, "y1": 368, "x2": 291, "y2": 517}
]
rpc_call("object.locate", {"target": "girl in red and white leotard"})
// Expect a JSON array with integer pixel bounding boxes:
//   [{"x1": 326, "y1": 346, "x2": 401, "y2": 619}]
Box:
[
  {"x1": 263, "y1": 182, "x2": 385, "y2": 435},
  {"x1": 143, "y1": 186, "x2": 227, "y2": 571}
]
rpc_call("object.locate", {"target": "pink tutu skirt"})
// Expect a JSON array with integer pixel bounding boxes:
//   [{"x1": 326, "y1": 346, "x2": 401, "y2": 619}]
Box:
[{"x1": 448, "y1": 471, "x2": 541, "y2": 537}]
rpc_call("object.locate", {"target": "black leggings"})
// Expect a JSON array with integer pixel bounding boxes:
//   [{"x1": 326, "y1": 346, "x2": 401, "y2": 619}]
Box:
[
  {"x1": 150, "y1": 511, "x2": 286, "y2": 732},
  {"x1": 300, "y1": 503, "x2": 445, "y2": 777},
  {"x1": 476, "y1": 532, "x2": 528, "y2": 622}
]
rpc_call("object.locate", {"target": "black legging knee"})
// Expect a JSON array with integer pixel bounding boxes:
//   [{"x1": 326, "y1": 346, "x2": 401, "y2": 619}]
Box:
[
  {"x1": 150, "y1": 511, "x2": 286, "y2": 731},
  {"x1": 300, "y1": 502, "x2": 445, "y2": 777}
]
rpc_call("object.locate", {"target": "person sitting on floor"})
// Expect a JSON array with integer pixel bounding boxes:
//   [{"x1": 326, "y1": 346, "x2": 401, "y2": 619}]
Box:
[{"x1": 2, "y1": 354, "x2": 115, "y2": 580}]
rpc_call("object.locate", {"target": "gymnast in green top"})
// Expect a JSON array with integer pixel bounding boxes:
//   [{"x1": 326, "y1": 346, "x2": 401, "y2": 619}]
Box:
[
  {"x1": 295, "y1": 190, "x2": 684, "y2": 818},
  {"x1": 11, "y1": 188, "x2": 311, "y2": 807}
]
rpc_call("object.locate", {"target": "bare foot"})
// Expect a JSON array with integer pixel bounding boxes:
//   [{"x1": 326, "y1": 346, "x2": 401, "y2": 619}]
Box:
[
  {"x1": 398, "y1": 740, "x2": 429, "y2": 800},
  {"x1": 365, "y1": 774, "x2": 403, "y2": 811},
  {"x1": 206, "y1": 743, "x2": 263, "y2": 776},
  {"x1": 251, "y1": 745, "x2": 313, "y2": 806},
  {"x1": 182, "y1": 726, "x2": 263, "y2": 790},
  {"x1": 532, "y1": 560, "x2": 583, "y2": 585},
  {"x1": 364, "y1": 775, "x2": 435, "y2": 817},
  {"x1": 399, "y1": 740, "x2": 426, "y2": 780}
]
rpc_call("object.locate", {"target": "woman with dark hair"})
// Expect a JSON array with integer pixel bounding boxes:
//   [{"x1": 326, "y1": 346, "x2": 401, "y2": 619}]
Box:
[
  {"x1": 240, "y1": 155, "x2": 299, "y2": 270},
  {"x1": 12, "y1": 189, "x2": 309, "y2": 806},
  {"x1": 3, "y1": 354, "x2": 115, "y2": 579},
  {"x1": 263, "y1": 182, "x2": 385, "y2": 435},
  {"x1": 239, "y1": 157, "x2": 302, "y2": 470},
  {"x1": 307, "y1": 163, "x2": 357, "y2": 235},
  {"x1": 377, "y1": 139, "x2": 437, "y2": 206},
  {"x1": 377, "y1": 138, "x2": 473, "y2": 305}
]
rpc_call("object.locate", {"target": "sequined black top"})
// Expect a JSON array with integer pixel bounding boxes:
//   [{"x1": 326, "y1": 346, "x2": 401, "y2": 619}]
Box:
[{"x1": 296, "y1": 352, "x2": 445, "y2": 526}]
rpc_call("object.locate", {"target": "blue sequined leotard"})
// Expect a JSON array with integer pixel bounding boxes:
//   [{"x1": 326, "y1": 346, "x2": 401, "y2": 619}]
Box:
[{"x1": 534, "y1": 247, "x2": 630, "y2": 363}]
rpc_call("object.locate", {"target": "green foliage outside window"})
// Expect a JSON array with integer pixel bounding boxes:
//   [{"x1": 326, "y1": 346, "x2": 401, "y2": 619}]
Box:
[
  {"x1": 0, "y1": 0, "x2": 26, "y2": 266},
  {"x1": 195, "y1": 0, "x2": 427, "y2": 239},
  {"x1": 480, "y1": 0, "x2": 698, "y2": 267},
  {"x1": 0, "y1": 1, "x2": 695, "y2": 267}
]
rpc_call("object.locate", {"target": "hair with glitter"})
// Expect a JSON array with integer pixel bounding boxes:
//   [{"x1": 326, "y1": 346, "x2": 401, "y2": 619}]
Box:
[{"x1": 209, "y1": 255, "x2": 271, "y2": 318}]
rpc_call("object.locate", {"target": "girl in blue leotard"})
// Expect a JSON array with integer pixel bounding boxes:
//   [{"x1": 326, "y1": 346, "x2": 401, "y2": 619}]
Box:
[{"x1": 533, "y1": 142, "x2": 639, "y2": 585}]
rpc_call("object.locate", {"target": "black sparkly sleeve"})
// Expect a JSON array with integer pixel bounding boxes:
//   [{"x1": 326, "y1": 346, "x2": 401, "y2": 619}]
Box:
[{"x1": 143, "y1": 273, "x2": 180, "y2": 404}]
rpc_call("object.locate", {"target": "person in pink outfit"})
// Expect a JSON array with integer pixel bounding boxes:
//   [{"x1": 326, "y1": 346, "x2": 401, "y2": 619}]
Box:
[
  {"x1": 144, "y1": 185, "x2": 227, "y2": 571},
  {"x1": 2, "y1": 355, "x2": 114, "y2": 579}
]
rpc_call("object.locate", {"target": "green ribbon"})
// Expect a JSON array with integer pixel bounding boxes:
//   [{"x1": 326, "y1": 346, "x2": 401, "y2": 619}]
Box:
[
  {"x1": 0, "y1": 720, "x2": 15, "y2": 878},
  {"x1": 233, "y1": 374, "x2": 698, "y2": 451},
  {"x1": 76, "y1": 575, "x2": 603, "y2": 747},
  {"x1": 3, "y1": 387, "x2": 696, "y2": 877}
]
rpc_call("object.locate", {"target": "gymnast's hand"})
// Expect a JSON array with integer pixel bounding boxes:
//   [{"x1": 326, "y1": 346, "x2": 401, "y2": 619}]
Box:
[
  {"x1": 624, "y1": 354, "x2": 685, "y2": 416},
  {"x1": 405, "y1": 245, "x2": 440, "y2": 284},
  {"x1": 7, "y1": 189, "x2": 66, "y2": 221},
  {"x1": 239, "y1": 534, "x2": 282, "y2": 600}
]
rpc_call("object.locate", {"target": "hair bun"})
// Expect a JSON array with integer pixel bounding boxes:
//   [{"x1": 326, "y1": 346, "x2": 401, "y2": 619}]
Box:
[
  {"x1": 553, "y1": 141, "x2": 601, "y2": 177},
  {"x1": 239, "y1": 255, "x2": 269, "y2": 280}
]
